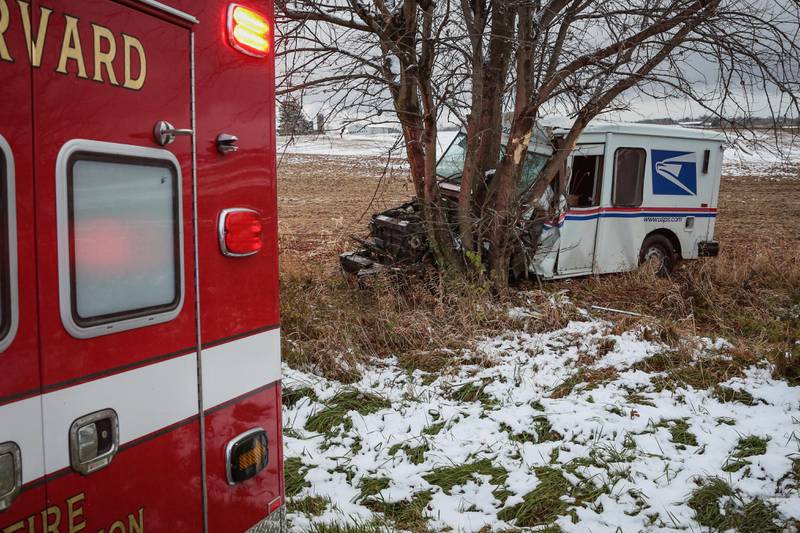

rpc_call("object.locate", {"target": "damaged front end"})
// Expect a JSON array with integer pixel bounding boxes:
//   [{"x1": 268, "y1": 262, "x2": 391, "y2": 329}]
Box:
[
  {"x1": 340, "y1": 201, "x2": 430, "y2": 277},
  {"x1": 340, "y1": 127, "x2": 562, "y2": 279}
]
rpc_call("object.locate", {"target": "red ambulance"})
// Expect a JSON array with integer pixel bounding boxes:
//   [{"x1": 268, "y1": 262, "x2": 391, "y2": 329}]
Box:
[{"x1": 0, "y1": 1, "x2": 284, "y2": 531}]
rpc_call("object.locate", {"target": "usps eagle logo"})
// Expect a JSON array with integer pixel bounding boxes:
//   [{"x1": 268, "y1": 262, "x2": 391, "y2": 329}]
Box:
[{"x1": 651, "y1": 150, "x2": 697, "y2": 196}]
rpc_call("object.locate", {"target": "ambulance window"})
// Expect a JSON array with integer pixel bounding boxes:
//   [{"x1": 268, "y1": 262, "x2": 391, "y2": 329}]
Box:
[
  {"x1": 0, "y1": 149, "x2": 9, "y2": 342},
  {"x1": 65, "y1": 153, "x2": 182, "y2": 332},
  {"x1": 612, "y1": 148, "x2": 646, "y2": 207}
]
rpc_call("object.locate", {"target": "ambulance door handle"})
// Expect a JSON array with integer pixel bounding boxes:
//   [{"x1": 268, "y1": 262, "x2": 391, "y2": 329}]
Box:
[
  {"x1": 153, "y1": 120, "x2": 193, "y2": 146},
  {"x1": 69, "y1": 409, "x2": 120, "y2": 475},
  {"x1": 0, "y1": 441, "x2": 22, "y2": 511},
  {"x1": 216, "y1": 133, "x2": 239, "y2": 154}
]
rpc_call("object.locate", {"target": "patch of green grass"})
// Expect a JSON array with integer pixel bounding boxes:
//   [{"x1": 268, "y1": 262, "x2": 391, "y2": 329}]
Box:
[
  {"x1": 422, "y1": 422, "x2": 445, "y2": 436},
  {"x1": 285, "y1": 457, "x2": 310, "y2": 498},
  {"x1": 420, "y1": 373, "x2": 437, "y2": 386},
  {"x1": 713, "y1": 385, "x2": 755, "y2": 405},
  {"x1": 498, "y1": 466, "x2": 598, "y2": 528},
  {"x1": 551, "y1": 370, "x2": 585, "y2": 398},
  {"x1": 359, "y1": 476, "x2": 391, "y2": 502},
  {"x1": 688, "y1": 477, "x2": 783, "y2": 532},
  {"x1": 530, "y1": 400, "x2": 546, "y2": 411},
  {"x1": 563, "y1": 442, "x2": 634, "y2": 490},
  {"x1": 448, "y1": 380, "x2": 496, "y2": 407},
  {"x1": 500, "y1": 418, "x2": 560, "y2": 444},
  {"x1": 283, "y1": 427, "x2": 303, "y2": 439},
  {"x1": 733, "y1": 435, "x2": 769, "y2": 458},
  {"x1": 722, "y1": 459, "x2": 750, "y2": 473},
  {"x1": 548, "y1": 447, "x2": 560, "y2": 464},
  {"x1": 626, "y1": 392, "x2": 656, "y2": 407},
  {"x1": 656, "y1": 419, "x2": 698, "y2": 447},
  {"x1": 305, "y1": 389, "x2": 390, "y2": 434},
  {"x1": 351, "y1": 436, "x2": 362, "y2": 454},
  {"x1": 423, "y1": 459, "x2": 507, "y2": 495},
  {"x1": 287, "y1": 495, "x2": 328, "y2": 516},
  {"x1": 670, "y1": 419, "x2": 698, "y2": 447},
  {"x1": 533, "y1": 417, "x2": 562, "y2": 442},
  {"x1": 715, "y1": 417, "x2": 736, "y2": 426},
  {"x1": 332, "y1": 464, "x2": 356, "y2": 484},
  {"x1": 780, "y1": 458, "x2": 800, "y2": 491},
  {"x1": 606, "y1": 405, "x2": 626, "y2": 417},
  {"x1": 364, "y1": 490, "x2": 432, "y2": 532},
  {"x1": 550, "y1": 368, "x2": 618, "y2": 399},
  {"x1": 283, "y1": 386, "x2": 319, "y2": 408},
  {"x1": 636, "y1": 350, "x2": 746, "y2": 393},
  {"x1": 307, "y1": 520, "x2": 391, "y2": 533},
  {"x1": 500, "y1": 422, "x2": 537, "y2": 444},
  {"x1": 397, "y1": 350, "x2": 453, "y2": 374},
  {"x1": 388, "y1": 441, "x2": 429, "y2": 465}
]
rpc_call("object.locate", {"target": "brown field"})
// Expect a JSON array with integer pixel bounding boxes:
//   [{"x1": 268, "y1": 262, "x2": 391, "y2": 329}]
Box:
[{"x1": 278, "y1": 154, "x2": 412, "y2": 256}]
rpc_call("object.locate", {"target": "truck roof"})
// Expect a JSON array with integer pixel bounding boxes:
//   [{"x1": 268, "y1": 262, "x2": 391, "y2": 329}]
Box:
[{"x1": 552, "y1": 121, "x2": 727, "y2": 142}]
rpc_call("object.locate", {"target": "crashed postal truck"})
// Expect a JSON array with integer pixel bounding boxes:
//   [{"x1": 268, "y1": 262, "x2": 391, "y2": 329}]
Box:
[{"x1": 341, "y1": 122, "x2": 725, "y2": 279}]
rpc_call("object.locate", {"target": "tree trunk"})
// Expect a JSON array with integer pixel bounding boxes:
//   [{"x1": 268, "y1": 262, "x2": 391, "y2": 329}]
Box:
[{"x1": 458, "y1": 2, "x2": 515, "y2": 265}]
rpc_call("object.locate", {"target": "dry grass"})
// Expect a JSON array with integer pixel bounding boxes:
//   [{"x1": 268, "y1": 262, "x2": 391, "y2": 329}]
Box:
[
  {"x1": 279, "y1": 153, "x2": 800, "y2": 381},
  {"x1": 560, "y1": 241, "x2": 800, "y2": 376},
  {"x1": 281, "y1": 248, "x2": 520, "y2": 380}
]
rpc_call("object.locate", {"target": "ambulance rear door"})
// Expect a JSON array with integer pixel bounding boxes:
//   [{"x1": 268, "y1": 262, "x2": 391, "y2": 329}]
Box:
[
  {"x1": 0, "y1": 5, "x2": 46, "y2": 528},
  {"x1": 32, "y1": 1, "x2": 202, "y2": 530}
]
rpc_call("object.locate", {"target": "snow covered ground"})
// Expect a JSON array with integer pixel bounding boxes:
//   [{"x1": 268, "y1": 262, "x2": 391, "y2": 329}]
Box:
[
  {"x1": 278, "y1": 133, "x2": 406, "y2": 158},
  {"x1": 278, "y1": 132, "x2": 459, "y2": 160},
  {"x1": 722, "y1": 135, "x2": 799, "y2": 180},
  {"x1": 282, "y1": 300, "x2": 800, "y2": 531}
]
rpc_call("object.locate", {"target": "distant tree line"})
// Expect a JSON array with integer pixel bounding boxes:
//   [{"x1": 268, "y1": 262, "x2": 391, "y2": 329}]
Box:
[
  {"x1": 641, "y1": 115, "x2": 800, "y2": 128},
  {"x1": 279, "y1": 95, "x2": 327, "y2": 136}
]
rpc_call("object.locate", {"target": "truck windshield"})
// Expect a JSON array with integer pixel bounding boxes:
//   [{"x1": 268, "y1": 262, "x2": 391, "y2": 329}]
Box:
[{"x1": 436, "y1": 132, "x2": 550, "y2": 192}]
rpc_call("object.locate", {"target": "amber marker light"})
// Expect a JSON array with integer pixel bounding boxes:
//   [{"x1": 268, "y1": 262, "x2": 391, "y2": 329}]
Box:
[{"x1": 227, "y1": 4, "x2": 271, "y2": 58}]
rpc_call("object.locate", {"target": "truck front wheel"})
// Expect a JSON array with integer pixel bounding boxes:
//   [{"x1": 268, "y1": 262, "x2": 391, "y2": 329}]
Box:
[{"x1": 639, "y1": 234, "x2": 676, "y2": 276}]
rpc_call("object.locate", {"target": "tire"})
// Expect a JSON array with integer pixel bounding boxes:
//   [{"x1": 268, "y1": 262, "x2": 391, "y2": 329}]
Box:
[{"x1": 639, "y1": 234, "x2": 676, "y2": 276}]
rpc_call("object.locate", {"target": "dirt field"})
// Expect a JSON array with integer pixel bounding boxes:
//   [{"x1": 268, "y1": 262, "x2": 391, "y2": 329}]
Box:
[
  {"x1": 278, "y1": 153, "x2": 800, "y2": 257},
  {"x1": 278, "y1": 154, "x2": 412, "y2": 256}
]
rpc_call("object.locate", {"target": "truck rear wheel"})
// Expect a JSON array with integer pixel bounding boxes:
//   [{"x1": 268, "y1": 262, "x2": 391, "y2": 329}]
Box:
[{"x1": 639, "y1": 234, "x2": 676, "y2": 276}]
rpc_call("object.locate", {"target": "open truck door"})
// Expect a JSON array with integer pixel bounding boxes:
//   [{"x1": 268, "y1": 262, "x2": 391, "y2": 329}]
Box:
[{"x1": 556, "y1": 144, "x2": 606, "y2": 276}]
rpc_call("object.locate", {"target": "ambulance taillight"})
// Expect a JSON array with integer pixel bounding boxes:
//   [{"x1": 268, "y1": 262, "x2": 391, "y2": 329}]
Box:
[
  {"x1": 227, "y1": 4, "x2": 271, "y2": 58},
  {"x1": 220, "y1": 208, "x2": 263, "y2": 257}
]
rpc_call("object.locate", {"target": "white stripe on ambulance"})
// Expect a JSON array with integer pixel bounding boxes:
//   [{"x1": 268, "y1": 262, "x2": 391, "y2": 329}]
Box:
[{"x1": 0, "y1": 329, "x2": 281, "y2": 483}]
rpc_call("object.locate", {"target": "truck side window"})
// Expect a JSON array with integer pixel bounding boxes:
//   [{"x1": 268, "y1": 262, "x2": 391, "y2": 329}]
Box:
[
  {"x1": 63, "y1": 151, "x2": 183, "y2": 334},
  {"x1": 568, "y1": 155, "x2": 604, "y2": 207},
  {"x1": 612, "y1": 148, "x2": 646, "y2": 207}
]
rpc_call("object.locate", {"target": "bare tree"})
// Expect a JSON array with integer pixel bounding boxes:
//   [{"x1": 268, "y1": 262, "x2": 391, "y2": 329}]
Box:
[{"x1": 276, "y1": 0, "x2": 800, "y2": 289}]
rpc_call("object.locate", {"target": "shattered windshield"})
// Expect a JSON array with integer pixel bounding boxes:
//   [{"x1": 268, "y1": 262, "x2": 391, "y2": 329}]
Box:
[
  {"x1": 436, "y1": 133, "x2": 469, "y2": 179},
  {"x1": 436, "y1": 132, "x2": 550, "y2": 192}
]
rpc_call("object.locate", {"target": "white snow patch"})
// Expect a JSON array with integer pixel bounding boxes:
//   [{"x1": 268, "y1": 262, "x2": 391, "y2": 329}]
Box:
[{"x1": 283, "y1": 318, "x2": 800, "y2": 532}]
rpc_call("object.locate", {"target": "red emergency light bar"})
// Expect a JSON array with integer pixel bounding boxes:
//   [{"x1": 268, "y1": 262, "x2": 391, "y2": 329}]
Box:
[{"x1": 227, "y1": 4, "x2": 271, "y2": 58}]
